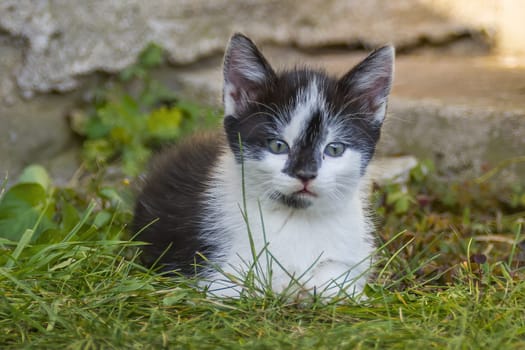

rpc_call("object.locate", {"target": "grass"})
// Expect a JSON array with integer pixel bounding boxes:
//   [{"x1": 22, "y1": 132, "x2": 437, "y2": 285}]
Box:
[
  {"x1": 2, "y1": 248, "x2": 525, "y2": 349},
  {"x1": 2, "y1": 44, "x2": 525, "y2": 348},
  {"x1": 2, "y1": 231, "x2": 525, "y2": 349},
  {"x1": 1, "y1": 161, "x2": 524, "y2": 349}
]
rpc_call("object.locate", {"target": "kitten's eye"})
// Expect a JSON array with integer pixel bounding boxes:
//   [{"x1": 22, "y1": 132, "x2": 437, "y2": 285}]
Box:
[
  {"x1": 267, "y1": 139, "x2": 290, "y2": 154},
  {"x1": 324, "y1": 142, "x2": 346, "y2": 157}
]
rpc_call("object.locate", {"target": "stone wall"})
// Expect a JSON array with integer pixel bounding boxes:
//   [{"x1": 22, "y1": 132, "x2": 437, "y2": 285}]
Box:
[
  {"x1": 1, "y1": 0, "x2": 494, "y2": 95},
  {"x1": 0, "y1": 0, "x2": 514, "y2": 182}
]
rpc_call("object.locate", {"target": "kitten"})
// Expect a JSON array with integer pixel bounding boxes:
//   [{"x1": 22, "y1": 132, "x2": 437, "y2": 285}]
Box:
[{"x1": 133, "y1": 33, "x2": 394, "y2": 298}]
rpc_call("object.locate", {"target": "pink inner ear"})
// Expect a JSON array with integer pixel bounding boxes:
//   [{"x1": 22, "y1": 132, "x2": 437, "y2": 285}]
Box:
[
  {"x1": 363, "y1": 76, "x2": 391, "y2": 110},
  {"x1": 223, "y1": 34, "x2": 276, "y2": 114},
  {"x1": 337, "y1": 46, "x2": 394, "y2": 119}
]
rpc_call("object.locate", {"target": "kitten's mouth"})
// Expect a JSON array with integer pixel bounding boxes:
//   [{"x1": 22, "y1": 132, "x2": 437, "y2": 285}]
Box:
[
  {"x1": 270, "y1": 190, "x2": 316, "y2": 209},
  {"x1": 295, "y1": 188, "x2": 317, "y2": 197}
]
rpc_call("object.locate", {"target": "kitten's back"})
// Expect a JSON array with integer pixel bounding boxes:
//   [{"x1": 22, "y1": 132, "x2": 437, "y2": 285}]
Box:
[{"x1": 132, "y1": 132, "x2": 225, "y2": 274}]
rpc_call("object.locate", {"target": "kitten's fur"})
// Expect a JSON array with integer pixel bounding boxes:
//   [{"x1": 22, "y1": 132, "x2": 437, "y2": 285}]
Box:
[{"x1": 133, "y1": 33, "x2": 394, "y2": 298}]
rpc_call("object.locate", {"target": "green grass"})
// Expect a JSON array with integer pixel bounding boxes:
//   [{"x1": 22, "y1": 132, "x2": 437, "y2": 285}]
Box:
[
  {"x1": 2, "y1": 44, "x2": 525, "y2": 348},
  {"x1": 1, "y1": 243, "x2": 525, "y2": 349},
  {"x1": 1, "y1": 161, "x2": 524, "y2": 349}
]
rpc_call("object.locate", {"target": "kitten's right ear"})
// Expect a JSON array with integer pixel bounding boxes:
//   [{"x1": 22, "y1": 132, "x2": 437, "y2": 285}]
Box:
[{"x1": 223, "y1": 33, "x2": 275, "y2": 116}]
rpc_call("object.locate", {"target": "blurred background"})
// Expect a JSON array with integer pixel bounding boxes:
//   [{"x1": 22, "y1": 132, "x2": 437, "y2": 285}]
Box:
[{"x1": 0, "y1": 0, "x2": 524, "y2": 184}]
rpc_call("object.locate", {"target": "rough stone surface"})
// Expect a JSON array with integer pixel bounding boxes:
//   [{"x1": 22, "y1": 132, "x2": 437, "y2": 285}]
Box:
[
  {"x1": 0, "y1": 88, "x2": 82, "y2": 184},
  {"x1": 369, "y1": 156, "x2": 419, "y2": 185},
  {"x1": 382, "y1": 98, "x2": 525, "y2": 183},
  {"x1": 0, "y1": 0, "x2": 490, "y2": 95}
]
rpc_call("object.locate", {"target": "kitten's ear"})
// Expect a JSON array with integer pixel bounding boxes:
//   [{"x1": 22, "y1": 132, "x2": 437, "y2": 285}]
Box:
[
  {"x1": 223, "y1": 33, "x2": 276, "y2": 116},
  {"x1": 339, "y1": 45, "x2": 395, "y2": 124}
]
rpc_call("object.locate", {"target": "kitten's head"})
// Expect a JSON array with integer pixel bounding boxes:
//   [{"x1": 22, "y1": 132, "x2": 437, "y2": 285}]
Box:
[{"x1": 222, "y1": 33, "x2": 394, "y2": 211}]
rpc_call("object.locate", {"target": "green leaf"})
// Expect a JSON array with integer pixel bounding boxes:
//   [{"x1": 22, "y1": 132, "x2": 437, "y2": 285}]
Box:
[
  {"x1": 82, "y1": 139, "x2": 114, "y2": 164},
  {"x1": 119, "y1": 43, "x2": 164, "y2": 82},
  {"x1": 138, "y1": 43, "x2": 164, "y2": 68},
  {"x1": 0, "y1": 183, "x2": 55, "y2": 241},
  {"x1": 17, "y1": 165, "x2": 52, "y2": 192},
  {"x1": 93, "y1": 210, "x2": 112, "y2": 229},
  {"x1": 147, "y1": 106, "x2": 183, "y2": 140},
  {"x1": 122, "y1": 145, "x2": 151, "y2": 177},
  {"x1": 99, "y1": 187, "x2": 127, "y2": 207},
  {"x1": 140, "y1": 80, "x2": 177, "y2": 108},
  {"x1": 119, "y1": 66, "x2": 146, "y2": 82},
  {"x1": 85, "y1": 116, "x2": 112, "y2": 139},
  {"x1": 115, "y1": 95, "x2": 141, "y2": 125},
  {"x1": 110, "y1": 126, "x2": 133, "y2": 145},
  {"x1": 394, "y1": 196, "x2": 410, "y2": 214},
  {"x1": 60, "y1": 202, "x2": 81, "y2": 232}
]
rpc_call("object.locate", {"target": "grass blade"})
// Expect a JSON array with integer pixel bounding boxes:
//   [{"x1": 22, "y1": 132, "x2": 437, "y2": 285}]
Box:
[{"x1": 4, "y1": 229, "x2": 35, "y2": 268}]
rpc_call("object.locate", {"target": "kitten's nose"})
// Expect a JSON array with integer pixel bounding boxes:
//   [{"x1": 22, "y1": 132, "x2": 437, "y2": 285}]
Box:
[{"x1": 295, "y1": 169, "x2": 317, "y2": 182}]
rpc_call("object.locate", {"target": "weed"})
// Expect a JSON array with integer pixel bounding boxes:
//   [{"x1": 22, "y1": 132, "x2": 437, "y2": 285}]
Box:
[{"x1": 70, "y1": 43, "x2": 220, "y2": 176}]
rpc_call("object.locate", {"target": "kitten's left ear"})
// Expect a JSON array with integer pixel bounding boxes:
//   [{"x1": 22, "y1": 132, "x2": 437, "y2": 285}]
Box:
[
  {"x1": 339, "y1": 45, "x2": 395, "y2": 124},
  {"x1": 223, "y1": 33, "x2": 276, "y2": 116}
]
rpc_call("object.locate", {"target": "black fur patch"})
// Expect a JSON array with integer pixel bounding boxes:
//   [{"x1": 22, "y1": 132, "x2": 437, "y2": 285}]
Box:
[
  {"x1": 132, "y1": 133, "x2": 225, "y2": 275},
  {"x1": 283, "y1": 109, "x2": 325, "y2": 180}
]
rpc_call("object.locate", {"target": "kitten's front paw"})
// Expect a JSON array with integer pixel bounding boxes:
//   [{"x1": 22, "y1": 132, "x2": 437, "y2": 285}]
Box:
[{"x1": 305, "y1": 260, "x2": 368, "y2": 299}]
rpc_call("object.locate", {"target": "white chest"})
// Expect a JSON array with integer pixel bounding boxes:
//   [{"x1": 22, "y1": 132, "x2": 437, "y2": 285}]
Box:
[
  {"x1": 201, "y1": 153, "x2": 374, "y2": 297},
  {"x1": 204, "y1": 192, "x2": 373, "y2": 297}
]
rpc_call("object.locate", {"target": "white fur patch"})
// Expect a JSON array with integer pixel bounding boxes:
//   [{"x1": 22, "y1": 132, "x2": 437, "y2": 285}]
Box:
[
  {"x1": 200, "y1": 140, "x2": 373, "y2": 298},
  {"x1": 223, "y1": 83, "x2": 237, "y2": 116},
  {"x1": 282, "y1": 80, "x2": 324, "y2": 144}
]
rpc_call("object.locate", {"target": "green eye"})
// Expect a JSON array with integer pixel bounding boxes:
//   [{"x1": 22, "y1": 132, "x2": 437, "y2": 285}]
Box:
[
  {"x1": 267, "y1": 139, "x2": 289, "y2": 154},
  {"x1": 324, "y1": 142, "x2": 346, "y2": 157}
]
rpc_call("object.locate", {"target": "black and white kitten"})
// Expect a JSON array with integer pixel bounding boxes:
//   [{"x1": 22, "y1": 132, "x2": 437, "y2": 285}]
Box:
[{"x1": 133, "y1": 33, "x2": 394, "y2": 298}]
